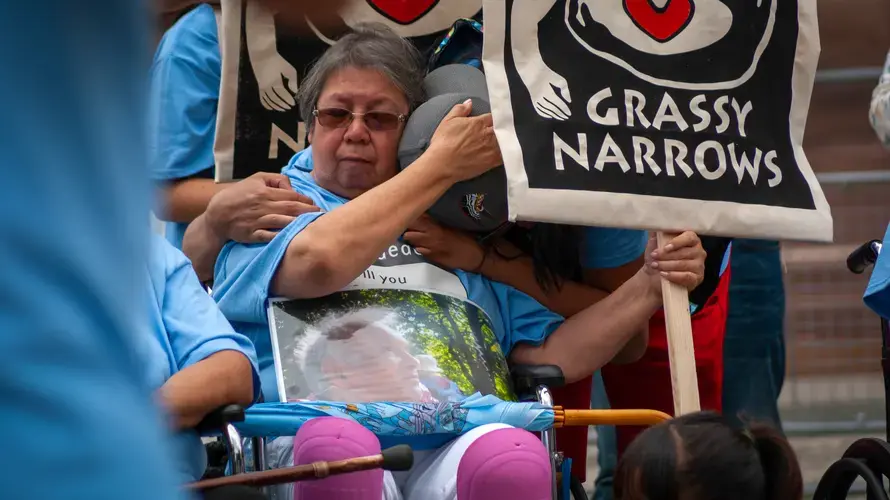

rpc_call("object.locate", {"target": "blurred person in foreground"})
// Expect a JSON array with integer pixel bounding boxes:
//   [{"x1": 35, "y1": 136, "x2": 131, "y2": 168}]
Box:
[{"x1": 0, "y1": 1, "x2": 343, "y2": 499}]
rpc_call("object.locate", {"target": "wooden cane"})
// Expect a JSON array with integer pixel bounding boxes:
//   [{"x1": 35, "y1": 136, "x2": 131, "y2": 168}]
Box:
[
  {"x1": 186, "y1": 444, "x2": 414, "y2": 492},
  {"x1": 656, "y1": 231, "x2": 701, "y2": 416}
]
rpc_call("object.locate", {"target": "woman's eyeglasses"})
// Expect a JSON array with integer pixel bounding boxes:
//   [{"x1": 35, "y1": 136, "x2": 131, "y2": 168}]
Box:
[{"x1": 313, "y1": 108, "x2": 407, "y2": 131}]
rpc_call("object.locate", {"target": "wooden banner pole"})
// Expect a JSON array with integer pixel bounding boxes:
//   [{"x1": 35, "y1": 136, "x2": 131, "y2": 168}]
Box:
[{"x1": 656, "y1": 231, "x2": 701, "y2": 416}]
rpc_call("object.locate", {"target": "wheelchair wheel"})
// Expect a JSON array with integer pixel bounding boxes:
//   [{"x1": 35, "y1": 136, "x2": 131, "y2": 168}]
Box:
[
  {"x1": 843, "y1": 437, "x2": 890, "y2": 474},
  {"x1": 813, "y1": 456, "x2": 889, "y2": 500}
]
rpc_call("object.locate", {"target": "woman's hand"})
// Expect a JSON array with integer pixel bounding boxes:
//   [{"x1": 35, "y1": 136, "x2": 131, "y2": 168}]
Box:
[
  {"x1": 205, "y1": 172, "x2": 319, "y2": 243},
  {"x1": 426, "y1": 100, "x2": 503, "y2": 183},
  {"x1": 403, "y1": 215, "x2": 486, "y2": 272},
  {"x1": 643, "y1": 231, "x2": 707, "y2": 297}
]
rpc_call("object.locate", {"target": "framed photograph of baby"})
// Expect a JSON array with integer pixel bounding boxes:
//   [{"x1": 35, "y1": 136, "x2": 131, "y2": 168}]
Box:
[
  {"x1": 482, "y1": 0, "x2": 832, "y2": 242},
  {"x1": 214, "y1": 0, "x2": 482, "y2": 181},
  {"x1": 267, "y1": 289, "x2": 515, "y2": 404}
]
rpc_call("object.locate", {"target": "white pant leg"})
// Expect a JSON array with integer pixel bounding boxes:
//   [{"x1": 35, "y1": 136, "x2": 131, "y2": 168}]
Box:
[
  {"x1": 402, "y1": 424, "x2": 515, "y2": 500},
  {"x1": 265, "y1": 437, "x2": 295, "y2": 500},
  {"x1": 382, "y1": 472, "x2": 402, "y2": 500}
]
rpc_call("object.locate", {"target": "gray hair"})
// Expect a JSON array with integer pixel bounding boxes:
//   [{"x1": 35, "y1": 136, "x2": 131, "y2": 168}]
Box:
[
  {"x1": 294, "y1": 308, "x2": 405, "y2": 395},
  {"x1": 298, "y1": 23, "x2": 426, "y2": 129}
]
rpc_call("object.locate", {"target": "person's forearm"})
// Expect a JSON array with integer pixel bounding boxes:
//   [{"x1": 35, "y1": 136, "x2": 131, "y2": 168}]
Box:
[
  {"x1": 182, "y1": 213, "x2": 226, "y2": 283},
  {"x1": 160, "y1": 178, "x2": 228, "y2": 223},
  {"x1": 273, "y1": 152, "x2": 456, "y2": 298},
  {"x1": 481, "y1": 250, "x2": 647, "y2": 364},
  {"x1": 510, "y1": 270, "x2": 659, "y2": 383},
  {"x1": 157, "y1": 350, "x2": 254, "y2": 430},
  {"x1": 480, "y1": 251, "x2": 609, "y2": 318}
]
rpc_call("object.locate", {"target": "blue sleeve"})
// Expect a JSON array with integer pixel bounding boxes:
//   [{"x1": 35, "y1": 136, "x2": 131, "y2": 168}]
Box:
[
  {"x1": 489, "y1": 281, "x2": 564, "y2": 356},
  {"x1": 213, "y1": 212, "x2": 326, "y2": 324},
  {"x1": 148, "y1": 6, "x2": 221, "y2": 181},
  {"x1": 580, "y1": 227, "x2": 647, "y2": 269},
  {"x1": 865, "y1": 223, "x2": 890, "y2": 319},
  {"x1": 161, "y1": 241, "x2": 261, "y2": 402}
]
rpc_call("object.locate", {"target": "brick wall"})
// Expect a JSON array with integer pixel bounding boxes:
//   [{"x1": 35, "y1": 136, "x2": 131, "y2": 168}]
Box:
[{"x1": 784, "y1": 0, "x2": 890, "y2": 378}]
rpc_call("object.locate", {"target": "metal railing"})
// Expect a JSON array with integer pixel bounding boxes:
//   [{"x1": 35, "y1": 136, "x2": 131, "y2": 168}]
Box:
[{"x1": 815, "y1": 66, "x2": 884, "y2": 85}]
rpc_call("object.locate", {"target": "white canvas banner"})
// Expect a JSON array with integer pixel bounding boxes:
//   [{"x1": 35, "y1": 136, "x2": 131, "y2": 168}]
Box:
[{"x1": 482, "y1": 0, "x2": 832, "y2": 242}]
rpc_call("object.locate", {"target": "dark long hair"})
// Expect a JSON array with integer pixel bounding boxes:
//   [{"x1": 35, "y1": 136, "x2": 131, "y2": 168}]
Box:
[
  {"x1": 613, "y1": 412, "x2": 802, "y2": 500},
  {"x1": 491, "y1": 223, "x2": 583, "y2": 293}
]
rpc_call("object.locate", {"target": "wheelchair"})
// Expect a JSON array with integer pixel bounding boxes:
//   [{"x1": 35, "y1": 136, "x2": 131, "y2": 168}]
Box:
[
  {"x1": 812, "y1": 239, "x2": 888, "y2": 499},
  {"x1": 196, "y1": 364, "x2": 671, "y2": 500}
]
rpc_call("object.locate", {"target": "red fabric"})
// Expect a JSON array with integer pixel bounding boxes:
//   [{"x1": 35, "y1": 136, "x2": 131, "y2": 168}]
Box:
[
  {"x1": 601, "y1": 266, "x2": 731, "y2": 457},
  {"x1": 537, "y1": 265, "x2": 732, "y2": 482}
]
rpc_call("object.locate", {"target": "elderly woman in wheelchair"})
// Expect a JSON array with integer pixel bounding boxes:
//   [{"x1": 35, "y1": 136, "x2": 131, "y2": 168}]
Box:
[{"x1": 182, "y1": 23, "x2": 706, "y2": 500}]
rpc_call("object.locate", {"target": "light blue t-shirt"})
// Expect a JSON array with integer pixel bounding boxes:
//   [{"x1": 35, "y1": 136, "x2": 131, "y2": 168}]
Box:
[
  {"x1": 141, "y1": 235, "x2": 261, "y2": 483},
  {"x1": 580, "y1": 227, "x2": 649, "y2": 270},
  {"x1": 213, "y1": 148, "x2": 564, "y2": 402},
  {"x1": 149, "y1": 3, "x2": 221, "y2": 248},
  {"x1": 0, "y1": 2, "x2": 188, "y2": 499},
  {"x1": 864, "y1": 223, "x2": 890, "y2": 320}
]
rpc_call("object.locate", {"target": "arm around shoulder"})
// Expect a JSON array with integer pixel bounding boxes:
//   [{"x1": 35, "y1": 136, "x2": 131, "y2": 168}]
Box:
[{"x1": 182, "y1": 211, "x2": 227, "y2": 283}]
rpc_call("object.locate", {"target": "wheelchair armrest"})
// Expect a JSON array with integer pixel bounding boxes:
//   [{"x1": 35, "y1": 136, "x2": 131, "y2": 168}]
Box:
[
  {"x1": 195, "y1": 404, "x2": 246, "y2": 435},
  {"x1": 510, "y1": 364, "x2": 565, "y2": 401}
]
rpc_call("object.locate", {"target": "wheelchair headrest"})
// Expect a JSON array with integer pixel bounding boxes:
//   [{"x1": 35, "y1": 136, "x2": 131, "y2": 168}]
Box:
[{"x1": 397, "y1": 64, "x2": 507, "y2": 233}]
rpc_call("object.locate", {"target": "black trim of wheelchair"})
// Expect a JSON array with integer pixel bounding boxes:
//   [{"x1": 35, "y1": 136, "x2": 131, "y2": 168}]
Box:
[
  {"x1": 812, "y1": 239, "x2": 887, "y2": 500},
  {"x1": 196, "y1": 364, "x2": 589, "y2": 499},
  {"x1": 196, "y1": 404, "x2": 247, "y2": 480},
  {"x1": 511, "y1": 364, "x2": 589, "y2": 500}
]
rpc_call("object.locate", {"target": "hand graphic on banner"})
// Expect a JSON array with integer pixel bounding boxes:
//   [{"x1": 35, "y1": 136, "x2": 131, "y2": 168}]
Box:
[
  {"x1": 256, "y1": 54, "x2": 299, "y2": 112},
  {"x1": 245, "y1": 1, "x2": 299, "y2": 112},
  {"x1": 511, "y1": 0, "x2": 572, "y2": 120},
  {"x1": 527, "y1": 68, "x2": 572, "y2": 121}
]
